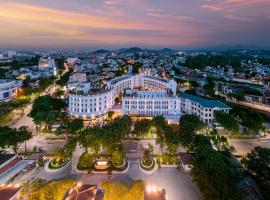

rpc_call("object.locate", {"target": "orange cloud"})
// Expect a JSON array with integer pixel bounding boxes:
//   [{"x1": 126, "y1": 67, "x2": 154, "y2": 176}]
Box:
[
  {"x1": 0, "y1": 3, "x2": 156, "y2": 31},
  {"x1": 0, "y1": 2, "x2": 209, "y2": 48}
]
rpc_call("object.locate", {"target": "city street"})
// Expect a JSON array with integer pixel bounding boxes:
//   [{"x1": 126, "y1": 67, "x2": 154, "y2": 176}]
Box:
[
  {"x1": 17, "y1": 134, "x2": 66, "y2": 153},
  {"x1": 228, "y1": 138, "x2": 270, "y2": 155}
]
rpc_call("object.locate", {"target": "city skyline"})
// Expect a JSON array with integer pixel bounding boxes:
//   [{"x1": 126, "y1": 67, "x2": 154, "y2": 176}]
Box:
[{"x1": 0, "y1": 0, "x2": 270, "y2": 50}]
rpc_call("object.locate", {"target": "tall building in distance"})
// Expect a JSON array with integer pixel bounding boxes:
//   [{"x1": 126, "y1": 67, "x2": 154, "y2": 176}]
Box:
[{"x1": 38, "y1": 57, "x2": 57, "y2": 76}]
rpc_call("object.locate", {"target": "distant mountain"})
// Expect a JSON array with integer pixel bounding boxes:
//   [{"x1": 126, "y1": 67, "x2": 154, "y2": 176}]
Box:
[
  {"x1": 92, "y1": 49, "x2": 111, "y2": 54},
  {"x1": 158, "y1": 48, "x2": 175, "y2": 53},
  {"x1": 117, "y1": 47, "x2": 144, "y2": 53}
]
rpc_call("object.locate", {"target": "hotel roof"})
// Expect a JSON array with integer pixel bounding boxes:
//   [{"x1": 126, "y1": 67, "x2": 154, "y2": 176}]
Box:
[
  {"x1": 144, "y1": 75, "x2": 170, "y2": 83},
  {"x1": 110, "y1": 76, "x2": 132, "y2": 85},
  {"x1": 179, "y1": 93, "x2": 230, "y2": 109}
]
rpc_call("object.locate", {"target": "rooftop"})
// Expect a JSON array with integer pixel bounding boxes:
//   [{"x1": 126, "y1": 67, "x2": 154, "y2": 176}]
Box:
[
  {"x1": 179, "y1": 93, "x2": 230, "y2": 109},
  {"x1": 70, "y1": 88, "x2": 109, "y2": 96},
  {"x1": 0, "y1": 185, "x2": 20, "y2": 200},
  {"x1": 124, "y1": 90, "x2": 172, "y2": 98},
  {"x1": 110, "y1": 76, "x2": 132, "y2": 85},
  {"x1": 0, "y1": 154, "x2": 16, "y2": 166},
  {"x1": 144, "y1": 75, "x2": 170, "y2": 83},
  {"x1": 63, "y1": 184, "x2": 104, "y2": 200}
]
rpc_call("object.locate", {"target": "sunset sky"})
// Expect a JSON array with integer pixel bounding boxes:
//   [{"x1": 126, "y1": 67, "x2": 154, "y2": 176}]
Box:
[{"x1": 0, "y1": 0, "x2": 269, "y2": 49}]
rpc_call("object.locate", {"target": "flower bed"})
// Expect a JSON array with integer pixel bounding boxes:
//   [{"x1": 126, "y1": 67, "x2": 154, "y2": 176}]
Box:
[
  {"x1": 48, "y1": 158, "x2": 70, "y2": 169},
  {"x1": 140, "y1": 158, "x2": 155, "y2": 171},
  {"x1": 112, "y1": 159, "x2": 128, "y2": 171}
]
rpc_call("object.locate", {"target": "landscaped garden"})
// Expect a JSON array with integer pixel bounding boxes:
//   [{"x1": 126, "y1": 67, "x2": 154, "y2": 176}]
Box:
[
  {"x1": 140, "y1": 144, "x2": 156, "y2": 171},
  {"x1": 76, "y1": 116, "x2": 132, "y2": 172},
  {"x1": 48, "y1": 138, "x2": 76, "y2": 170},
  {"x1": 49, "y1": 157, "x2": 70, "y2": 169}
]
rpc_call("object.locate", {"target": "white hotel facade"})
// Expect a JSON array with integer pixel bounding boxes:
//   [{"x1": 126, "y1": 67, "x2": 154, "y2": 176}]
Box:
[{"x1": 68, "y1": 74, "x2": 230, "y2": 123}]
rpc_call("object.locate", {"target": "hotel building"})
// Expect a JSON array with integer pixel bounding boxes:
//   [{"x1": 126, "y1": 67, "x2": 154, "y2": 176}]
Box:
[
  {"x1": 68, "y1": 74, "x2": 230, "y2": 123},
  {"x1": 179, "y1": 93, "x2": 231, "y2": 124}
]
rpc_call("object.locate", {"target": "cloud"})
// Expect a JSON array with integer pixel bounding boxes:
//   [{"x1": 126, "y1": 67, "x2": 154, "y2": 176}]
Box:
[
  {"x1": 104, "y1": 0, "x2": 139, "y2": 6},
  {"x1": 147, "y1": 12, "x2": 194, "y2": 22},
  {"x1": 0, "y1": 3, "x2": 156, "y2": 31},
  {"x1": 224, "y1": 14, "x2": 255, "y2": 22},
  {"x1": 0, "y1": 0, "x2": 269, "y2": 49},
  {"x1": 201, "y1": 0, "x2": 270, "y2": 22}
]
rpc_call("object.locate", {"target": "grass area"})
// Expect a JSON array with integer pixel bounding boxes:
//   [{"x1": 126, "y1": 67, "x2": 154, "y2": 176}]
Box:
[{"x1": 0, "y1": 101, "x2": 27, "y2": 126}]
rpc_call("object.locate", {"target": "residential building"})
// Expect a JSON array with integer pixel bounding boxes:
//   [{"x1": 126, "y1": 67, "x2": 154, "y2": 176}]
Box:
[
  {"x1": 179, "y1": 93, "x2": 231, "y2": 124},
  {"x1": 0, "y1": 79, "x2": 22, "y2": 102}
]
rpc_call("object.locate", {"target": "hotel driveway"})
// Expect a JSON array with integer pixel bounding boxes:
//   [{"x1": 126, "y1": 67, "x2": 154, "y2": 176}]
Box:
[{"x1": 76, "y1": 161, "x2": 203, "y2": 200}]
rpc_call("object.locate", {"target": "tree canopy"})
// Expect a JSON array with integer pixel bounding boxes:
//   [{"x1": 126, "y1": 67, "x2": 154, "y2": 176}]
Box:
[
  {"x1": 241, "y1": 147, "x2": 270, "y2": 199},
  {"x1": 78, "y1": 115, "x2": 131, "y2": 154},
  {"x1": 101, "y1": 180, "x2": 144, "y2": 200},
  {"x1": 231, "y1": 106, "x2": 264, "y2": 135},
  {"x1": 133, "y1": 119, "x2": 152, "y2": 136},
  {"x1": 214, "y1": 111, "x2": 239, "y2": 133},
  {"x1": 29, "y1": 95, "x2": 66, "y2": 126},
  {"x1": 179, "y1": 114, "x2": 206, "y2": 147},
  {"x1": 0, "y1": 126, "x2": 32, "y2": 153},
  {"x1": 191, "y1": 144, "x2": 240, "y2": 200},
  {"x1": 20, "y1": 178, "x2": 74, "y2": 200}
]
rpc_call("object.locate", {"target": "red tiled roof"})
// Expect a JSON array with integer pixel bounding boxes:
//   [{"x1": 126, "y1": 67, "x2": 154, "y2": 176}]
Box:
[
  {"x1": 0, "y1": 186, "x2": 20, "y2": 200},
  {"x1": 0, "y1": 157, "x2": 21, "y2": 175}
]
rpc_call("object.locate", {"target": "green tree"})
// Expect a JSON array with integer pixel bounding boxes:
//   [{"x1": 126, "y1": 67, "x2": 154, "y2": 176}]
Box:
[
  {"x1": 0, "y1": 126, "x2": 32, "y2": 153},
  {"x1": 214, "y1": 111, "x2": 239, "y2": 133},
  {"x1": 241, "y1": 147, "x2": 270, "y2": 199},
  {"x1": 191, "y1": 145, "x2": 240, "y2": 200},
  {"x1": 53, "y1": 88, "x2": 65, "y2": 98},
  {"x1": 133, "y1": 119, "x2": 152, "y2": 137},
  {"x1": 231, "y1": 106, "x2": 264, "y2": 135},
  {"x1": 112, "y1": 148, "x2": 125, "y2": 166},
  {"x1": 209, "y1": 130, "x2": 235, "y2": 154},
  {"x1": 107, "y1": 111, "x2": 115, "y2": 120},
  {"x1": 179, "y1": 114, "x2": 205, "y2": 147},
  {"x1": 20, "y1": 178, "x2": 74, "y2": 200},
  {"x1": 203, "y1": 77, "x2": 215, "y2": 96},
  {"x1": 57, "y1": 118, "x2": 83, "y2": 136},
  {"x1": 29, "y1": 95, "x2": 66, "y2": 127},
  {"x1": 101, "y1": 180, "x2": 144, "y2": 200},
  {"x1": 132, "y1": 62, "x2": 142, "y2": 74},
  {"x1": 56, "y1": 69, "x2": 73, "y2": 86}
]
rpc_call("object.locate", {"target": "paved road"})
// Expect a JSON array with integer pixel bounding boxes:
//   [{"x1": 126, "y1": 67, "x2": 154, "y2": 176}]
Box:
[
  {"x1": 229, "y1": 138, "x2": 270, "y2": 155},
  {"x1": 17, "y1": 134, "x2": 66, "y2": 153}
]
